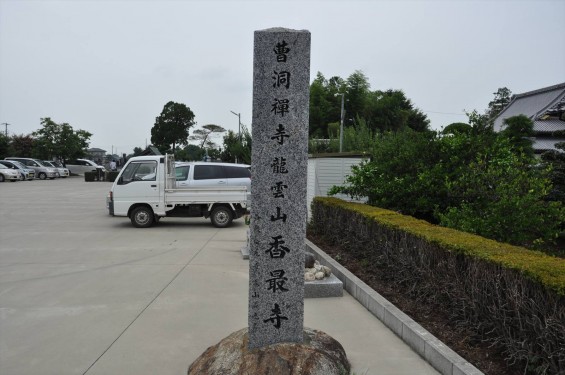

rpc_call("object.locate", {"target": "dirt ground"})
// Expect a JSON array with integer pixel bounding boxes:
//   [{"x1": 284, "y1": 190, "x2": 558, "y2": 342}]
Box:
[{"x1": 307, "y1": 232, "x2": 525, "y2": 375}]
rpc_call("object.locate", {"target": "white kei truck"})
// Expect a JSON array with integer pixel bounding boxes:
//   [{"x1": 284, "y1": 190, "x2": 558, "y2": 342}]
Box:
[{"x1": 106, "y1": 155, "x2": 249, "y2": 228}]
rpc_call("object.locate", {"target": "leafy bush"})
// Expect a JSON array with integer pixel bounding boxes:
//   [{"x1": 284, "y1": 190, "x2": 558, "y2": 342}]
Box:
[
  {"x1": 330, "y1": 129, "x2": 564, "y2": 248},
  {"x1": 438, "y1": 137, "x2": 564, "y2": 248}
]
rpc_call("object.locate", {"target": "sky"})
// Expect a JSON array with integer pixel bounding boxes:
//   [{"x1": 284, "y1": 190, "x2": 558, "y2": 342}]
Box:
[{"x1": 1, "y1": 0, "x2": 564, "y2": 156}]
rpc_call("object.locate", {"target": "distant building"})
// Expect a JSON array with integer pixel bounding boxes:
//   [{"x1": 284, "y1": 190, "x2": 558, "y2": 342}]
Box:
[
  {"x1": 493, "y1": 83, "x2": 565, "y2": 154},
  {"x1": 87, "y1": 148, "x2": 107, "y2": 162},
  {"x1": 141, "y1": 146, "x2": 162, "y2": 155}
]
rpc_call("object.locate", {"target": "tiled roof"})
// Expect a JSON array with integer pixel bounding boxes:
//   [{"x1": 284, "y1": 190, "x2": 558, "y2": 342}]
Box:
[
  {"x1": 493, "y1": 83, "x2": 565, "y2": 133},
  {"x1": 534, "y1": 119, "x2": 565, "y2": 133},
  {"x1": 532, "y1": 138, "x2": 565, "y2": 152}
]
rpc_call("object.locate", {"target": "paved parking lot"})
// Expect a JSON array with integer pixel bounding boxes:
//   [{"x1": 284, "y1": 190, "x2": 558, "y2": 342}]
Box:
[{"x1": 0, "y1": 177, "x2": 437, "y2": 375}]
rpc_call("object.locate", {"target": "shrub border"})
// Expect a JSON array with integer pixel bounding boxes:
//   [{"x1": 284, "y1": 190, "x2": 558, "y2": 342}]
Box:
[
  {"x1": 310, "y1": 197, "x2": 565, "y2": 374},
  {"x1": 313, "y1": 197, "x2": 565, "y2": 295},
  {"x1": 305, "y1": 239, "x2": 483, "y2": 375}
]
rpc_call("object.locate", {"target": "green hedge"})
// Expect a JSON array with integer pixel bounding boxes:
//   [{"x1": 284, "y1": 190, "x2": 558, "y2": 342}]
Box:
[
  {"x1": 105, "y1": 171, "x2": 119, "y2": 182},
  {"x1": 84, "y1": 171, "x2": 96, "y2": 182},
  {"x1": 310, "y1": 197, "x2": 565, "y2": 374}
]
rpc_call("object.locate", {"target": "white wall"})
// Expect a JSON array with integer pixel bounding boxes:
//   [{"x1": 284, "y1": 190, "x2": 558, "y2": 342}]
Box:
[{"x1": 307, "y1": 157, "x2": 366, "y2": 219}]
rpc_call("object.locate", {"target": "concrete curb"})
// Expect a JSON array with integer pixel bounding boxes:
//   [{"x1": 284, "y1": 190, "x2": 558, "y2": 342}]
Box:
[{"x1": 305, "y1": 239, "x2": 484, "y2": 375}]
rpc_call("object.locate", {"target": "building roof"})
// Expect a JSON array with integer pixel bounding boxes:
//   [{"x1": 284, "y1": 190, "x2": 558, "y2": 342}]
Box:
[
  {"x1": 493, "y1": 82, "x2": 565, "y2": 133},
  {"x1": 87, "y1": 148, "x2": 107, "y2": 153},
  {"x1": 532, "y1": 138, "x2": 565, "y2": 152},
  {"x1": 493, "y1": 83, "x2": 565, "y2": 153},
  {"x1": 141, "y1": 146, "x2": 162, "y2": 156}
]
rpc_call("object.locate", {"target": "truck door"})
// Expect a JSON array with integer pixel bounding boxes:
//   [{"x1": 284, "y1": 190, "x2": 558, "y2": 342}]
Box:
[{"x1": 113, "y1": 160, "x2": 160, "y2": 214}]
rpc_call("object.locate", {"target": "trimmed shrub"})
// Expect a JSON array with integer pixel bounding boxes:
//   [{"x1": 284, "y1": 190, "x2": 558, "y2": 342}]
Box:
[
  {"x1": 105, "y1": 171, "x2": 119, "y2": 182},
  {"x1": 84, "y1": 171, "x2": 96, "y2": 182},
  {"x1": 310, "y1": 197, "x2": 565, "y2": 374}
]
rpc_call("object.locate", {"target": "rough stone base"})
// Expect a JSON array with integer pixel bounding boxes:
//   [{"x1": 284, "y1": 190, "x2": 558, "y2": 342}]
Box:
[
  {"x1": 305, "y1": 274, "x2": 343, "y2": 298},
  {"x1": 187, "y1": 327, "x2": 350, "y2": 375}
]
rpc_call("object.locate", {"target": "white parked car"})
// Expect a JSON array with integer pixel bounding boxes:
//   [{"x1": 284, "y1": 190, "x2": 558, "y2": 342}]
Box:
[
  {"x1": 0, "y1": 166, "x2": 21, "y2": 182},
  {"x1": 65, "y1": 159, "x2": 106, "y2": 175},
  {"x1": 43, "y1": 160, "x2": 70, "y2": 178}
]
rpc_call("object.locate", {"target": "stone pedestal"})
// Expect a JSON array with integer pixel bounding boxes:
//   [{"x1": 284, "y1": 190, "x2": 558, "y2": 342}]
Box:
[
  {"x1": 187, "y1": 327, "x2": 350, "y2": 375},
  {"x1": 305, "y1": 274, "x2": 343, "y2": 298}
]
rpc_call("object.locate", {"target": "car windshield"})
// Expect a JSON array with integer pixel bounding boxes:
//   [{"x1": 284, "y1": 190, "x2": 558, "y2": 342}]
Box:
[
  {"x1": 36, "y1": 161, "x2": 49, "y2": 167},
  {"x1": 11, "y1": 161, "x2": 27, "y2": 169},
  {"x1": 43, "y1": 161, "x2": 55, "y2": 167}
]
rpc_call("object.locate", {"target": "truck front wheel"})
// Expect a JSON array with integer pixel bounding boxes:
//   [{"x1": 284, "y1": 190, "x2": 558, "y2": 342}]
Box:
[
  {"x1": 130, "y1": 206, "x2": 155, "y2": 228},
  {"x1": 210, "y1": 206, "x2": 233, "y2": 228}
]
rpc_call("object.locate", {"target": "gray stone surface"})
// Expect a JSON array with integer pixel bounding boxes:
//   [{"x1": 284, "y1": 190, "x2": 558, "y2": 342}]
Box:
[
  {"x1": 305, "y1": 274, "x2": 343, "y2": 298},
  {"x1": 248, "y1": 28, "x2": 311, "y2": 349}
]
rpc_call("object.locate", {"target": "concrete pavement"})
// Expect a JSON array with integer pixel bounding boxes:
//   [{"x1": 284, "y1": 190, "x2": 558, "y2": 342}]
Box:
[{"x1": 0, "y1": 177, "x2": 438, "y2": 374}]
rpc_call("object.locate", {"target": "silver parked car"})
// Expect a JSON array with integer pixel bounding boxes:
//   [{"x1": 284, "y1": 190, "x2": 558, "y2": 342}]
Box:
[
  {"x1": 5, "y1": 157, "x2": 58, "y2": 180},
  {"x1": 43, "y1": 160, "x2": 70, "y2": 178},
  {"x1": 0, "y1": 160, "x2": 35, "y2": 180},
  {"x1": 0, "y1": 165, "x2": 21, "y2": 182}
]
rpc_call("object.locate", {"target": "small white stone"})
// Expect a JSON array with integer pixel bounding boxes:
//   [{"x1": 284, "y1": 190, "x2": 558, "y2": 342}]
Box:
[
  {"x1": 305, "y1": 273, "x2": 316, "y2": 281},
  {"x1": 322, "y1": 266, "x2": 332, "y2": 276},
  {"x1": 315, "y1": 271, "x2": 325, "y2": 280}
]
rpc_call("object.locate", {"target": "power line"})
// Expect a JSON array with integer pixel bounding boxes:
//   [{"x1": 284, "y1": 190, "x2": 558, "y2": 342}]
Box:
[{"x1": 423, "y1": 110, "x2": 466, "y2": 116}]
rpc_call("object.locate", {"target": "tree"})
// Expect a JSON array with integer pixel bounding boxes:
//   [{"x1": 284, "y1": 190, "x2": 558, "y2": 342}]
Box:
[
  {"x1": 541, "y1": 142, "x2": 565, "y2": 204},
  {"x1": 10, "y1": 134, "x2": 35, "y2": 157},
  {"x1": 500, "y1": 114, "x2": 534, "y2": 158},
  {"x1": 189, "y1": 124, "x2": 226, "y2": 148},
  {"x1": 465, "y1": 109, "x2": 493, "y2": 135},
  {"x1": 308, "y1": 72, "x2": 344, "y2": 138},
  {"x1": 486, "y1": 87, "x2": 512, "y2": 120},
  {"x1": 221, "y1": 125, "x2": 252, "y2": 164},
  {"x1": 176, "y1": 144, "x2": 206, "y2": 161},
  {"x1": 126, "y1": 146, "x2": 145, "y2": 160},
  {"x1": 0, "y1": 133, "x2": 12, "y2": 159},
  {"x1": 330, "y1": 129, "x2": 442, "y2": 220},
  {"x1": 33, "y1": 118, "x2": 92, "y2": 161},
  {"x1": 442, "y1": 122, "x2": 472, "y2": 135},
  {"x1": 365, "y1": 89, "x2": 429, "y2": 132},
  {"x1": 344, "y1": 70, "x2": 370, "y2": 126},
  {"x1": 151, "y1": 101, "x2": 195, "y2": 153}
]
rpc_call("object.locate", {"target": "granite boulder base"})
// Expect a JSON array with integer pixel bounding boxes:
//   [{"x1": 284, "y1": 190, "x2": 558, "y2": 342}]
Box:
[{"x1": 187, "y1": 328, "x2": 350, "y2": 375}]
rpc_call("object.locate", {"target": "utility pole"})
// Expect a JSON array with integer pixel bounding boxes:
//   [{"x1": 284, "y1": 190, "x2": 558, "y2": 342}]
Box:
[
  {"x1": 230, "y1": 110, "x2": 241, "y2": 140},
  {"x1": 335, "y1": 93, "x2": 345, "y2": 153},
  {"x1": 1, "y1": 122, "x2": 10, "y2": 137}
]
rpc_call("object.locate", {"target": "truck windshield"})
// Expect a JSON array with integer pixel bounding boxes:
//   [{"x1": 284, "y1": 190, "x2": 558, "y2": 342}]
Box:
[{"x1": 119, "y1": 161, "x2": 157, "y2": 184}]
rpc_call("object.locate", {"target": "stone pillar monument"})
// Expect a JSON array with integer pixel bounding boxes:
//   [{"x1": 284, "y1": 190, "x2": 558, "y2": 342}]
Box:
[
  {"x1": 187, "y1": 28, "x2": 350, "y2": 375},
  {"x1": 248, "y1": 28, "x2": 311, "y2": 349}
]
